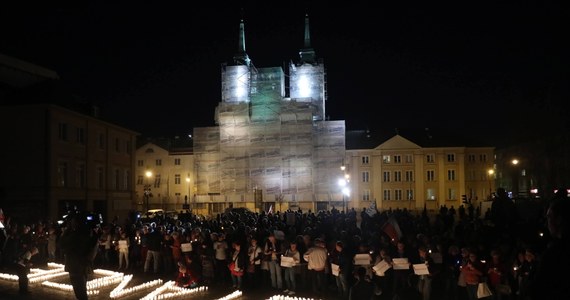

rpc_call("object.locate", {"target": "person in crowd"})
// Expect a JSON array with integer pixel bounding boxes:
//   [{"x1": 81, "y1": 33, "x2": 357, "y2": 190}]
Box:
[
  {"x1": 460, "y1": 249, "x2": 484, "y2": 300},
  {"x1": 372, "y1": 246, "x2": 393, "y2": 297},
  {"x1": 47, "y1": 226, "x2": 58, "y2": 262},
  {"x1": 213, "y1": 232, "x2": 229, "y2": 285},
  {"x1": 245, "y1": 236, "x2": 262, "y2": 290},
  {"x1": 263, "y1": 232, "x2": 283, "y2": 291},
  {"x1": 116, "y1": 231, "x2": 130, "y2": 270},
  {"x1": 175, "y1": 261, "x2": 199, "y2": 288},
  {"x1": 282, "y1": 241, "x2": 301, "y2": 296},
  {"x1": 391, "y1": 240, "x2": 414, "y2": 296},
  {"x1": 59, "y1": 213, "x2": 99, "y2": 300},
  {"x1": 161, "y1": 232, "x2": 175, "y2": 275},
  {"x1": 228, "y1": 240, "x2": 246, "y2": 290},
  {"x1": 349, "y1": 266, "x2": 375, "y2": 300},
  {"x1": 144, "y1": 224, "x2": 163, "y2": 274},
  {"x1": 486, "y1": 249, "x2": 509, "y2": 300},
  {"x1": 518, "y1": 247, "x2": 538, "y2": 300},
  {"x1": 531, "y1": 193, "x2": 570, "y2": 299},
  {"x1": 304, "y1": 237, "x2": 328, "y2": 295},
  {"x1": 330, "y1": 240, "x2": 352, "y2": 298},
  {"x1": 415, "y1": 245, "x2": 435, "y2": 300},
  {"x1": 13, "y1": 245, "x2": 39, "y2": 294}
]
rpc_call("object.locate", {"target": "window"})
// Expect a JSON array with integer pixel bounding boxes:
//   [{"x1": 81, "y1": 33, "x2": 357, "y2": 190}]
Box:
[
  {"x1": 174, "y1": 158, "x2": 181, "y2": 165},
  {"x1": 479, "y1": 154, "x2": 487, "y2": 162},
  {"x1": 154, "y1": 175, "x2": 161, "y2": 188},
  {"x1": 137, "y1": 175, "x2": 143, "y2": 185},
  {"x1": 57, "y1": 162, "x2": 68, "y2": 187},
  {"x1": 405, "y1": 154, "x2": 413, "y2": 163},
  {"x1": 98, "y1": 133, "x2": 105, "y2": 149},
  {"x1": 124, "y1": 170, "x2": 130, "y2": 190},
  {"x1": 115, "y1": 138, "x2": 120, "y2": 152},
  {"x1": 448, "y1": 188, "x2": 457, "y2": 200},
  {"x1": 76, "y1": 128, "x2": 85, "y2": 144},
  {"x1": 394, "y1": 171, "x2": 402, "y2": 182},
  {"x1": 426, "y1": 154, "x2": 435, "y2": 163},
  {"x1": 447, "y1": 153, "x2": 455, "y2": 162},
  {"x1": 447, "y1": 169, "x2": 456, "y2": 181},
  {"x1": 97, "y1": 167, "x2": 104, "y2": 189},
  {"x1": 76, "y1": 163, "x2": 85, "y2": 188},
  {"x1": 394, "y1": 155, "x2": 401, "y2": 163},
  {"x1": 405, "y1": 171, "x2": 414, "y2": 182},
  {"x1": 383, "y1": 190, "x2": 391, "y2": 201},
  {"x1": 395, "y1": 189, "x2": 403, "y2": 200},
  {"x1": 156, "y1": 159, "x2": 162, "y2": 166},
  {"x1": 126, "y1": 141, "x2": 131, "y2": 154},
  {"x1": 406, "y1": 189, "x2": 414, "y2": 200},
  {"x1": 114, "y1": 169, "x2": 120, "y2": 190},
  {"x1": 426, "y1": 188, "x2": 436, "y2": 201},
  {"x1": 468, "y1": 154, "x2": 476, "y2": 163},
  {"x1": 362, "y1": 171, "x2": 369, "y2": 183},
  {"x1": 362, "y1": 189, "x2": 370, "y2": 201},
  {"x1": 175, "y1": 174, "x2": 181, "y2": 184},
  {"x1": 383, "y1": 171, "x2": 390, "y2": 182},
  {"x1": 137, "y1": 160, "x2": 144, "y2": 167},
  {"x1": 361, "y1": 156, "x2": 369, "y2": 165},
  {"x1": 58, "y1": 123, "x2": 68, "y2": 141},
  {"x1": 427, "y1": 170, "x2": 435, "y2": 181},
  {"x1": 383, "y1": 155, "x2": 391, "y2": 164}
]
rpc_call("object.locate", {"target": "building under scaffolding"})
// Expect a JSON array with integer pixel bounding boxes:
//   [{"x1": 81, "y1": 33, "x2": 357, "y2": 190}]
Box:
[{"x1": 193, "y1": 15, "x2": 346, "y2": 213}]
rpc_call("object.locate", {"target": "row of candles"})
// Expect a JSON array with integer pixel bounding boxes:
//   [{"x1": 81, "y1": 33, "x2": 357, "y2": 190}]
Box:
[{"x1": 266, "y1": 296, "x2": 318, "y2": 300}]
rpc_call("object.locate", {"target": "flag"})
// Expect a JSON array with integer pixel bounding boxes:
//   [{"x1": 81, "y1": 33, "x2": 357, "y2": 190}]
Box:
[
  {"x1": 267, "y1": 205, "x2": 273, "y2": 215},
  {"x1": 382, "y1": 215, "x2": 402, "y2": 244},
  {"x1": 365, "y1": 201, "x2": 377, "y2": 217}
]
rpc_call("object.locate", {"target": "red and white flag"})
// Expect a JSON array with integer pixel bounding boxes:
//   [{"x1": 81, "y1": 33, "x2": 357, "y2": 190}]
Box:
[{"x1": 382, "y1": 215, "x2": 402, "y2": 244}]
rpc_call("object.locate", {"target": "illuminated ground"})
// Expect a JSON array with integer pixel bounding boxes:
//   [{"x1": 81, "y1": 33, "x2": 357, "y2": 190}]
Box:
[{"x1": 0, "y1": 263, "x2": 326, "y2": 300}]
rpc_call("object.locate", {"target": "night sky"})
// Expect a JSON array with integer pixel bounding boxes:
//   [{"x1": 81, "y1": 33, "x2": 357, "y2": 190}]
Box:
[{"x1": 1, "y1": 2, "x2": 567, "y2": 146}]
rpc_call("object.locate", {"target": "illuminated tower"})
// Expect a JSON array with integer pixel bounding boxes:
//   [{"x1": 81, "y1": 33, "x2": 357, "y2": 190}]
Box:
[{"x1": 193, "y1": 14, "x2": 345, "y2": 213}]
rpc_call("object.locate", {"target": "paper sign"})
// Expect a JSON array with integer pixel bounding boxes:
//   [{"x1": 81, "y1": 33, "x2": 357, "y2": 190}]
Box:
[
  {"x1": 393, "y1": 258, "x2": 409, "y2": 270},
  {"x1": 280, "y1": 256, "x2": 295, "y2": 268},
  {"x1": 413, "y1": 263, "x2": 430, "y2": 275},
  {"x1": 373, "y1": 260, "x2": 392, "y2": 276},
  {"x1": 331, "y1": 263, "x2": 340, "y2": 276},
  {"x1": 181, "y1": 243, "x2": 192, "y2": 252},
  {"x1": 354, "y1": 253, "x2": 371, "y2": 265}
]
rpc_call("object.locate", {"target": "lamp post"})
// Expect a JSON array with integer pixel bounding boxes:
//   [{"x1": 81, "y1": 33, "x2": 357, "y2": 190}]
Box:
[
  {"x1": 338, "y1": 177, "x2": 350, "y2": 213},
  {"x1": 144, "y1": 170, "x2": 153, "y2": 212},
  {"x1": 511, "y1": 159, "x2": 519, "y2": 198},
  {"x1": 185, "y1": 177, "x2": 191, "y2": 212},
  {"x1": 488, "y1": 169, "x2": 495, "y2": 200}
]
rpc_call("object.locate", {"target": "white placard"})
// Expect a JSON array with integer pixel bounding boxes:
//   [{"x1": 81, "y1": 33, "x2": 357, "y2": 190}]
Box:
[
  {"x1": 373, "y1": 260, "x2": 392, "y2": 276},
  {"x1": 331, "y1": 263, "x2": 340, "y2": 276},
  {"x1": 354, "y1": 253, "x2": 371, "y2": 265},
  {"x1": 280, "y1": 256, "x2": 294, "y2": 268},
  {"x1": 413, "y1": 263, "x2": 430, "y2": 275},
  {"x1": 392, "y1": 258, "x2": 410, "y2": 270},
  {"x1": 181, "y1": 243, "x2": 192, "y2": 252}
]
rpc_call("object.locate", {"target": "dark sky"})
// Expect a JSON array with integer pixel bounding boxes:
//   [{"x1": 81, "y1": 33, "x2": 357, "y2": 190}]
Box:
[{"x1": 1, "y1": 1, "x2": 568, "y2": 145}]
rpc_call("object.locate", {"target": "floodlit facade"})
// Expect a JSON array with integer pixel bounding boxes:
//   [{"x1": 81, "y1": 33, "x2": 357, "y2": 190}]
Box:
[
  {"x1": 193, "y1": 15, "x2": 345, "y2": 214},
  {"x1": 134, "y1": 139, "x2": 194, "y2": 213}
]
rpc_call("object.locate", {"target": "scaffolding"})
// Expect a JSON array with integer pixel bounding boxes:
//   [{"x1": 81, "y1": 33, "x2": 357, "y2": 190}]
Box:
[{"x1": 194, "y1": 60, "x2": 344, "y2": 207}]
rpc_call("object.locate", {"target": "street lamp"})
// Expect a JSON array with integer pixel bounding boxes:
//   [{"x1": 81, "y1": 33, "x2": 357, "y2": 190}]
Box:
[
  {"x1": 185, "y1": 177, "x2": 191, "y2": 211},
  {"x1": 488, "y1": 169, "x2": 495, "y2": 200},
  {"x1": 144, "y1": 171, "x2": 153, "y2": 212},
  {"x1": 338, "y1": 178, "x2": 350, "y2": 213}
]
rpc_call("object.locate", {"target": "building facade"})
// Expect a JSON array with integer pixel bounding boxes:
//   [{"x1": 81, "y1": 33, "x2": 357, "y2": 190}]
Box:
[{"x1": 0, "y1": 54, "x2": 139, "y2": 223}]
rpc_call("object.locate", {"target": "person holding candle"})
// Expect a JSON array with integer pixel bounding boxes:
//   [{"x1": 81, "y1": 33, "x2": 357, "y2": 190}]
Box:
[{"x1": 59, "y1": 212, "x2": 99, "y2": 300}]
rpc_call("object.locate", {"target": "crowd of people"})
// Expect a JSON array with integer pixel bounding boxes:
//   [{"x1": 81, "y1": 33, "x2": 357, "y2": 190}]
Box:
[{"x1": 0, "y1": 187, "x2": 569, "y2": 300}]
